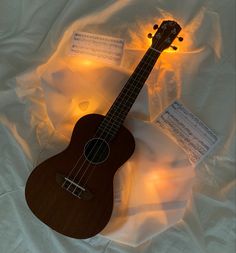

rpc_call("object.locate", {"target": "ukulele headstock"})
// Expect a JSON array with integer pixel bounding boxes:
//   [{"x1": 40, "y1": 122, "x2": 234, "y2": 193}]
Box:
[{"x1": 148, "y1": 20, "x2": 183, "y2": 52}]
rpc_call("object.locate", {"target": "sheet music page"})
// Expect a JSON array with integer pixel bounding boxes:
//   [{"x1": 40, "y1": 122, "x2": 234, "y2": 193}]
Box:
[
  {"x1": 70, "y1": 31, "x2": 124, "y2": 65},
  {"x1": 155, "y1": 101, "x2": 219, "y2": 165}
]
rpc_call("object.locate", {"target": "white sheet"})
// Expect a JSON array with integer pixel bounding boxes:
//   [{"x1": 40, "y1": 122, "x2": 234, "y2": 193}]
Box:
[{"x1": 0, "y1": 0, "x2": 235, "y2": 252}]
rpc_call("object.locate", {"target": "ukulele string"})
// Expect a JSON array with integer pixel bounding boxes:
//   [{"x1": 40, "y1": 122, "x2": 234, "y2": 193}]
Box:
[
  {"x1": 62, "y1": 44, "x2": 159, "y2": 192},
  {"x1": 67, "y1": 30, "x2": 171, "y2": 194},
  {"x1": 74, "y1": 34, "x2": 171, "y2": 195},
  {"x1": 64, "y1": 28, "x2": 173, "y2": 194},
  {"x1": 77, "y1": 52, "x2": 160, "y2": 189}
]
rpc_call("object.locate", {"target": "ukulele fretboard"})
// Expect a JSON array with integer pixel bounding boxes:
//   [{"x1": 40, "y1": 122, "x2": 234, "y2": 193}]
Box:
[{"x1": 97, "y1": 48, "x2": 160, "y2": 141}]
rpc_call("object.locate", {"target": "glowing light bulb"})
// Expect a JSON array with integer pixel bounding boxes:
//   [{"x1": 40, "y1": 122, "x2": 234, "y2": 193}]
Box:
[{"x1": 82, "y1": 60, "x2": 93, "y2": 66}]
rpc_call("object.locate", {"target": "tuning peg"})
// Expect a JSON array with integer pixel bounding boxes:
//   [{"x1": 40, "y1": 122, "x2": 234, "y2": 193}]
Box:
[
  {"x1": 153, "y1": 24, "x2": 158, "y2": 30},
  {"x1": 170, "y1": 45, "x2": 178, "y2": 50},
  {"x1": 147, "y1": 33, "x2": 153, "y2": 39},
  {"x1": 177, "y1": 36, "x2": 183, "y2": 42}
]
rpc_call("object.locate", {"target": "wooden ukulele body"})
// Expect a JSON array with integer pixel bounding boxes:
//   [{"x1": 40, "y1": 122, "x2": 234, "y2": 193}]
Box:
[
  {"x1": 25, "y1": 114, "x2": 135, "y2": 238},
  {"x1": 25, "y1": 20, "x2": 182, "y2": 239}
]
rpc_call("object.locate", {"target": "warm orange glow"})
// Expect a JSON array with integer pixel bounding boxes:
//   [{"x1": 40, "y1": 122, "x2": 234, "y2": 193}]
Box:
[
  {"x1": 82, "y1": 59, "x2": 93, "y2": 66},
  {"x1": 58, "y1": 18, "x2": 195, "y2": 138},
  {"x1": 124, "y1": 16, "x2": 211, "y2": 102},
  {"x1": 127, "y1": 22, "x2": 152, "y2": 50},
  {"x1": 145, "y1": 167, "x2": 174, "y2": 193},
  {"x1": 64, "y1": 55, "x2": 100, "y2": 71},
  {"x1": 40, "y1": 14, "x2": 220, "y2": 147},
  {"x1": 127, "y1": 18, "x2": 191, "y2": 54},
  {"x1": 138, "y1": 158, "x2": 195, "y2": 204},
  {"x1": 70, "y1": 99, "x2": 101, "y2": 122}
]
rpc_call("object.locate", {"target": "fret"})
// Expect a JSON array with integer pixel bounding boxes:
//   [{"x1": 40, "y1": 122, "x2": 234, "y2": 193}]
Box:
[
  {"x1": 102, "y1": 116, "x2": 125, "y2": 130},
  {"x1": 134, "y1": 62, "x2": 154, "y2": 73},
  {"x1": 111, "y1": 113, "x2": 126, "y2": 124},
  {"x1": 113, "y1": 97, "x2": 134, "y2": 108},
  {"x1": 119, "y1": 82, "x2": 139, "y2": 95},
  {"x1": 127, "y1": 79, "x2": 145, "y2": 88},
  {"x1": 99, "y1": 120, "x2": 121, "y2": 131},
  {"x1": 99, "y1": 117, "x2": 123, "y2": 130},
  {"x1": 107, "y1": 100, "x2": 133, "y2": 116},
  {"x1": 111, "y1": 102, "x2": 130, "y2": 111},
  {"x1": 100, "y1": 126, "x2": 119, "y2": 138},
  {"x1": 98, "y1": 120, "x2": 120, "y2": 132},
  {"x1": 119, "y1": 91, "x2": 140, "y2": 105},
  {"x1": 137, "y1": 67, "x2": 153, "y2": 78},
  {"x1": 99, "y1": 120, "x2": 120, "y2": 130},
  {"x1": 95, "y1": 131, "x2": 114, "y2": 141},
  {"x1": 108, "y1": 106, "x2": 127, "y2": 115},
  {"x1": 104, "y1": 118, "x2": 126, "y2": 132},
  {"x1": 117, "y1": 84, "x2": 142, "y2": 101},
  {"x1": 128, "y1": 88, "x2": 141, "y2": 97},
  {"x1": 101, "y1": 115, "x2": 126, "y2": 130},
  {"x1": 97, "y1": 125, "x2": 119, "y2": 139},
  {"x1": 100, "y1": 127, "x2": 118, "y2": 136}
]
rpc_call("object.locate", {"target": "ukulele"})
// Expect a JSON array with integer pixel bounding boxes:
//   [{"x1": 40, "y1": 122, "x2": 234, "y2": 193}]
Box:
[{"x1": 25, "y1": 20, "x2": 182, "y2": 239}]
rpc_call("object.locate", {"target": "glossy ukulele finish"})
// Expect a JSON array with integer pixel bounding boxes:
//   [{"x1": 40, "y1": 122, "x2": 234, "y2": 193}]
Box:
[{"x1": 25, "y1": 21, "x2": 182, "y2": 239}]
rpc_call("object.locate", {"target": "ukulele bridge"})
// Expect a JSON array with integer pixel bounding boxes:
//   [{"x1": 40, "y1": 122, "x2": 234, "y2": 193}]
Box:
[{"x1": 56, "y1": 173, "x2": 93, "y2": 200}]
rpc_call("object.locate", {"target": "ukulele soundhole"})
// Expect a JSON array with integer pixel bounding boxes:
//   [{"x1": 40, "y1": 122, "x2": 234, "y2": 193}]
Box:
[{"x1": 84, "y1": 138, "x2": 110, "y2": 164}]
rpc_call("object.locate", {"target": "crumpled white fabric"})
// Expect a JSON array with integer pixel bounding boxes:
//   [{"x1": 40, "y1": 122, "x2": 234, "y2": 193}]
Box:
[{"x1": 101, "y1": 119, "x2": 195, "y2": 245}]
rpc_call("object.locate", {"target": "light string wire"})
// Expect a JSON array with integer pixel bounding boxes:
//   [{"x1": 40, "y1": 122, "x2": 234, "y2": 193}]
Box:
[{"x1": 63, "y1": 28, "x2": 173, "y2": 195}]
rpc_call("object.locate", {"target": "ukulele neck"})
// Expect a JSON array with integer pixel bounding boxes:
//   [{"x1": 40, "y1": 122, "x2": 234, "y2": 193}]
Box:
[{"x1": 97, "y1": 47, "x2": 161, "y2": 141}]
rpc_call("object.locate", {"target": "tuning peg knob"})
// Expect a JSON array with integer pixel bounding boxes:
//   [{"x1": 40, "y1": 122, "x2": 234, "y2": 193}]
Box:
[
  {"x1": 153, "y1": 24, "x2": 158, "y2": 30},
  {"x1": 171, "y1": 45, "x2": 178, "y2": 50},
  {"x1": 177, "y1": 36, "x2": 183, "y2": 42},
  {"x1": 147, "y1": 33, "x2": 153, "y2": 39}
]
